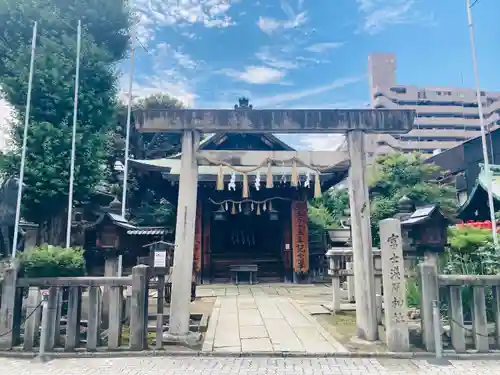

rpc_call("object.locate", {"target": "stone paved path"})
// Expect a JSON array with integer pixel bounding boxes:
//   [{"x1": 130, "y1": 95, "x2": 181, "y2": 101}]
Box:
[
  {"x1": 200, "y1": 285, "x2": 347, "y2": 354},
  {"x1": 1, "y1": 356, "x2": 499, "y2": 374}
]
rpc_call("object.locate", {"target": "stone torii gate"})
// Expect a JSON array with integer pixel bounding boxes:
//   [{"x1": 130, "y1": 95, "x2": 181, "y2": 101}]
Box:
[{"x1": 134, "y1": 108, "x2": 415, "y2": 343}]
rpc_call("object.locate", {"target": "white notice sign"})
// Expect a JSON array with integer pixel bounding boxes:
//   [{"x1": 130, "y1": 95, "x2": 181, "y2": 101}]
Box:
[{"x1": 154, "y1": 251, "x2": 167, "y2": 268}]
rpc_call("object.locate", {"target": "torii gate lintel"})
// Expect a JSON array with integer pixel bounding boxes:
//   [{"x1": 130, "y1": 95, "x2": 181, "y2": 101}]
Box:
[{"x1": 134, "y1": 108, "x2": 415, "y2": 134}]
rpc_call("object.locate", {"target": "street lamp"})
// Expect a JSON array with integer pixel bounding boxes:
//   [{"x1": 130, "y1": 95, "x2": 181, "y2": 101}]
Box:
[{"x1": 465, "y1": 0, "x2": 498, "y2": 245}]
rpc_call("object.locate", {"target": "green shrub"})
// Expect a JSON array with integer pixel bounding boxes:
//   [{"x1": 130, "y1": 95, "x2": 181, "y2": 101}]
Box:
[
  {"x1": 447, "y1": 226, "x2": 493, "y2": 255},
  {"x1": 406, "y1": 276, "x2": 421, "y2": 308},
  {"x1": 18, "y1": 245, "x2": 86, "y2": 278}
]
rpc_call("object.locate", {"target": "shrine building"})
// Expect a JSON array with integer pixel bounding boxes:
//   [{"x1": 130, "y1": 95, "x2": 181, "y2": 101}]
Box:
[{"x1": 131, "y1": 101, "x2": 350, "y2": 283}]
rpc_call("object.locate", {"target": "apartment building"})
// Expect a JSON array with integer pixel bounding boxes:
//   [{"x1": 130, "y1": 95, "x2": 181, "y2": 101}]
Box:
[{"x1": 367, "y1": 53, "x2": 500, "y2": 157}]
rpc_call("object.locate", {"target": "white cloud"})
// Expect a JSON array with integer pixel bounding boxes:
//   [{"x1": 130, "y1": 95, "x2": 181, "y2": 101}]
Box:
[
  {"x1": 121, "y1": 42, "x2": 203, "y2": 106},
  {"x1": 255, "y1": 50, "x2": 298, "y2": 70},
  {"x1": 356, "y1": 0, "x2": 433, "y2": 34},
  {"x1": 306, "y1": 42, "x2": 344, "y2": 53},
  {"x1": 198, "y1": 79, "x2": 364, "y2": 111},
  {"x1": 129, "y1": 75, "x2": 197, "y2": 107},
  {"x1": 134, "y1": 0, "x2": 237, "y2": 45},
  {"x1": 221, "y1": 66, "x2": 286, "y2": 85},
  {"x1": 253, "y1": 76, "x2": 364, "y2": 107},
  {"x1": 294, "y1": 134, "x2": 345, "y2": 151},
  {"x1": 257, "y1": 1, "x2": 307, "y2": 34}
]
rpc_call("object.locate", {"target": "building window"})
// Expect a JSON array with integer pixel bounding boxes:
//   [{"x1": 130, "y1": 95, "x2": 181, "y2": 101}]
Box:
[{"x1": 390, "y1": 87, "x2": 407, "y2": 94}]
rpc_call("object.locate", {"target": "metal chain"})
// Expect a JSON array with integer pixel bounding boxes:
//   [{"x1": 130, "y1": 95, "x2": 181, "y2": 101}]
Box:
[
  {"x1": 0, "y1": 300, "x2": 43, "y2": 338},
  {"x1": 450, "y1": 317, "x2": 490, "y2": 338}
]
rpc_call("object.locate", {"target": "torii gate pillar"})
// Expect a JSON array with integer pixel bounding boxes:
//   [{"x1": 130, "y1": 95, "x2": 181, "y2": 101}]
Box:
[{"x1": 347, "y1": 130, "x2": 377, "y2": 341}]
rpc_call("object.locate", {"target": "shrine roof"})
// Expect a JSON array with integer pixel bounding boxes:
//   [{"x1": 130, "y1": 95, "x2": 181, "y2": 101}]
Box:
[
  {"x1": 127, "y1": 227, "x2": 172, "y2": 236},
  {"x1": 458, "y1": 164, "x2": 500, "y2": 215},
  {"x1": 103, "y1": 212, "x2": 137, "y2": 230}
]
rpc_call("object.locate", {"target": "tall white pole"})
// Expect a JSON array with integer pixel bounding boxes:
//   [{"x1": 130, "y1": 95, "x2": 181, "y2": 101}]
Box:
[
  {"x1": 118, "y1": 20, "x2": 136, "y2": 276},
  {"x1": 65, "y1": 20, "x2": 82, "y2": 248},
  {"x1": 12, "y1": 22, "x2": 38, "y2": 259},
  {"x1": 466, "y1": 0, "x2": 498, "y2": 245}
]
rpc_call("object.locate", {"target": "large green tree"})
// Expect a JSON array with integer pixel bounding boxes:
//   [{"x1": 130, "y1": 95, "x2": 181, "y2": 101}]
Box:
[
  {"x1": 312, "y1": 152, "x2": 458, "y2": 245},
  {"x1": 0, "y1": 0, "x2": 131, "y2": 244},
  {"x1": 108, "y1": 93, "x2": 186, "y2": 227}
]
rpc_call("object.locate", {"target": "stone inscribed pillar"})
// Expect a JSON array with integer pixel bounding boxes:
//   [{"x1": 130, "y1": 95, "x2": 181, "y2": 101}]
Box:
[
  {"x1": 379, "y1": 218, "x2": 410, "y2": 352},
  {"x1": 347, "y1": 130, "x2": 377, "y2": 341}
]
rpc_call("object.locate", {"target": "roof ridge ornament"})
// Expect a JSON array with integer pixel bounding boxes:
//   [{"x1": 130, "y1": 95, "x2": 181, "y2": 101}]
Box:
[{"x1": 234, "y1": 97, "x2": 253, "y2": 110}]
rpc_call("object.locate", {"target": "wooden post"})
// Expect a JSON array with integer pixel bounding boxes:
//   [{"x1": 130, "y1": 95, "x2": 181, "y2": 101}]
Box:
[
  {"x1": 202, "y1": 200, "x2": 212, "y2": 284},
  {"x1": 379, "y1": 218, "x2": 410, "y2": 352},
  {"x1": 155, "y1": 275, "x2": 165, "y2": 349},
  {"x1": 346, "y1": 130, "x2": 377, "y2": 341},
  {"x1": 102, "y1": 255, "x2": 119, "y2": 329},
  {"x1": 129, "y1": 264, "x2": 149, "y2": 350},
  {"x1": 492, "y1": 286, "x2": 500, "y2": 350},
  {"x1": 87, "y1": 286, "x2": 101, "y2": 351},
  {"x1": 46, "y1": 286, "x2": 59, "y2": 350},
  {"x1": 420, "y1": 261, "x2": 439, "y2": 352},
  {"x1": 65, "y1": 286, "x2": 81, "y2": 351},
  {"x1": 331, "y1": 277, "x2": 341, "y2": 313},
  {"x1": 193, "y1": 202, "x2": 202, "y2": 284},
  {"x1": 449, "y1": 286, "x2": 466, "y2": 352},
  {"x1": 346, "y1": 262, "x2": 355, "y2": 302},
  {"x1": 169, "y1": 130, "x2": 200, "y2": 336},
  {"x1": 23, "y1": 287, "x2": 41, "y2": 350},
  {"x1": 472, "y1": 286, "x2": 489, "y2": 352},
  {"x1": 0, "y1": 266, "x2": 20, "y2": 349},
  {"x1": 108, "y1": 286, "x2": 123, "y2": 350}
]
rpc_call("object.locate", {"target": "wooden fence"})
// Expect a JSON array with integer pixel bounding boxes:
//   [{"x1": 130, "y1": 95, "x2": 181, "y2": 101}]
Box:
[
  {"x1": 420, "y1": 263, "x2": 500, "y2": 353},
  {"x1": 0, "y1": 265, "x2": 151, "y2": 352}
]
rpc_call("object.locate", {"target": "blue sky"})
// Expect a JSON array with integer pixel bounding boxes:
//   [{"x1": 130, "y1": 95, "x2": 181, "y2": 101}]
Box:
[
  {"x1": 1, "y1": 0, "x2": 498, "y2": 151},
  {"x1": 125, "y1": 0, "x2": 500, "y2": 150}
]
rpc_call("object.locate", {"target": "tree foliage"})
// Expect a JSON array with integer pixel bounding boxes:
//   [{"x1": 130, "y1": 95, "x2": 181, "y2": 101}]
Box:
[
  {"x1": 108, "y1": 93, "x2": 186, "y2": 227},
  {"x1": 0, "y1": 0, "x2": 131, "y2": 243},
  {"x1": 315, "y1": 152, "x2": 458, "y2": 245}
]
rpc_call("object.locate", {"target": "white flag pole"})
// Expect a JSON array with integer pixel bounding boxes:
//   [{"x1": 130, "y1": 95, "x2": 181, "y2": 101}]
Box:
[
  {"x1": 465, "y1": 0, "x2": 498, "y2": 245},
  {"x1": 65, "y1": 20, "x2": 82, "y2": 248},
  {"x1": 118, "y1": 19, "x2": 136, "y2": 277},
  {"x1": 12, "y1": 21, "x2": 38, "y2": 259}
]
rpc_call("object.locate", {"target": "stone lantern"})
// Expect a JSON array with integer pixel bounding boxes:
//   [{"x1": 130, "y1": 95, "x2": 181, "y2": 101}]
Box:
[{"x1": 96, "y1": 197, "x2": 123, "y2": 253}]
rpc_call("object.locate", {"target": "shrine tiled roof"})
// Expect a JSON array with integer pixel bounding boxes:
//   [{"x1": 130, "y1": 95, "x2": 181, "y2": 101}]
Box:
[{"x1": 458, "y1": 164, "x2": 500, "y2": 215}]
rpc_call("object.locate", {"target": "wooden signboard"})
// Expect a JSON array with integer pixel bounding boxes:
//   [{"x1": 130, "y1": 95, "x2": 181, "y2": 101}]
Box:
[
  {"x1": 193, "y1": 203, "x2": 202, "y2": 273},
  {"x1": 291, "y1": 201, "x2": 309, "y2": 273}
]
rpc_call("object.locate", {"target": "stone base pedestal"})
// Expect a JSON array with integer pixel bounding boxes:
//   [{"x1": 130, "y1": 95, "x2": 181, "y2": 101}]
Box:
[{"x1": 162, "y1": 331, "x2": 202, "y2": 348}]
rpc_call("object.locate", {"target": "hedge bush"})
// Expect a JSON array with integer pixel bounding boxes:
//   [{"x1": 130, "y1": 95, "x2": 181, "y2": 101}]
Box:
[{"x1": 18, "y1": 244, "x2": 86, "y2": 278}]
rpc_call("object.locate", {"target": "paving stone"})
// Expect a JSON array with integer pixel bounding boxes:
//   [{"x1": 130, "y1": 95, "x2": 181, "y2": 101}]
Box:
[
  {"x1": 2, "y1": 356, "x2": 499, "y2": 374},
  {"x1": 205, "y1": 284, "x2": 347, "y2": 354},
  {"x1": 238, "y1": 309, "x2": 264, "y2": 326},
  {"x1": 241, "y1": 338, "x2": 273, "y2": 352},
  {"x1": 240, "y1": 325, "x2": 268, "y2": 339}
]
